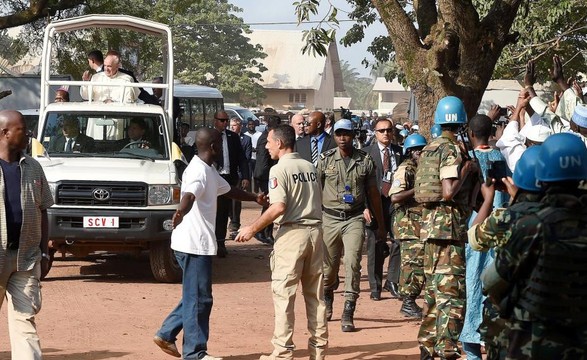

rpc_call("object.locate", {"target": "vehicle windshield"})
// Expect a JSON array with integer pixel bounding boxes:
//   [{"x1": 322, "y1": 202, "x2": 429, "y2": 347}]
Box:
[
  {"x1": 235, "y1": 108, "x2": 259, "y2": 122},
  {"x1": 41, "y1": 112, "x2": 169, "y2": 160}
]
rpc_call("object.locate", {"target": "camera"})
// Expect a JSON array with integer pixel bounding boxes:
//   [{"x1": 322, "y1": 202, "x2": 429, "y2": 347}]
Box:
[{"x1": 486, "y1": 160, "x2": 508, "y2": 185}]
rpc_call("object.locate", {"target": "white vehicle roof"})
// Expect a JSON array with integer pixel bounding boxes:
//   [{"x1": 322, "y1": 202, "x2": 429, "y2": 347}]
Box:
[{"x1": 174, "y1": 84, "x2": 223, "y2": 99}]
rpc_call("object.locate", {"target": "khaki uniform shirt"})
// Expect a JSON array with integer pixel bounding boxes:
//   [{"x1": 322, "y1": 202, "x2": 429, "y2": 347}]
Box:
[
  {"x1": 0, "y1": 154, "x2": 54, "y2": 272},
  {"x1": 268, "y1": 152, "x2": 322, "y2": 225},
  {"x1": 317, "y1": 148, "x2": 377, "y2": 214},
  {"x1": 389, "y1": 158, "x2": 422, "y2": 240}
]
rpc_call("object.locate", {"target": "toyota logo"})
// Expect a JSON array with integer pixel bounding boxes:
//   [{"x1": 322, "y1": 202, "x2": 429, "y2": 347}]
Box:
[{"x1": 92, "y1": 188, "x2": 111, "y2": 201}]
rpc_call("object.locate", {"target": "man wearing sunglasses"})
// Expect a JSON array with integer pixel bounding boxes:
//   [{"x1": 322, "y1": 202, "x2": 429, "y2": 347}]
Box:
[
  {"x1": 213, "y1": 111, "x2": 250, "y2": 257},
  {"x1": 362, "y1": 118, "x2": 403, "y2": 301}
]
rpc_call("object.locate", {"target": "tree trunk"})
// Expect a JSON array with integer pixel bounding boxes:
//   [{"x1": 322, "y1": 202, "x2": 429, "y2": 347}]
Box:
[{"x1": 372, "y1": 0, "x2": 523, "y2": 137}]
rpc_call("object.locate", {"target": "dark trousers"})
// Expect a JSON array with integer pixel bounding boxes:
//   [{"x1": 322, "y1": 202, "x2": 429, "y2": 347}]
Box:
[
  {"x1": 215, "y1": 174, "x2": 236, "y2": 242},
  {"x1": 256, "y1": 178, "x2": 273, "y2": 238},
  {"x1": 366, "y1": 196, "x2": 400, "y2": 292},
  {"x1": 230, "y1": 199, "x2": 242, "y2": 231}
]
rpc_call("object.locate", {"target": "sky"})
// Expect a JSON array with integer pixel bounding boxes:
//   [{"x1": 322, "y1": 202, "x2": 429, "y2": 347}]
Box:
[{"x1": 230, "y1": 0, "x2": 388, "y2": 78}]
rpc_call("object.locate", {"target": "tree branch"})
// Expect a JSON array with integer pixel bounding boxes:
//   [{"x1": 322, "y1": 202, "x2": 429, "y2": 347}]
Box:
[
  {"x1": 437, "y1": 0, "x2": 480, "y2": 43},
  {"x1": 371, "y1": 0, "x2": 422, "y2": 51},
  {"x1": 0, "y1": 0, "x2": 85, "y2": 30},
  {"x1": 414, "y1": 0, "x2": 437, "y2": 40}
]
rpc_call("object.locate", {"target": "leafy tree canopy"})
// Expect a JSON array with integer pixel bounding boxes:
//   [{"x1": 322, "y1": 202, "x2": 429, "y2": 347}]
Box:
[
  {"x1": 295, "y1": 0, "x2": 587, "y2": 133},
  {"x1": 1, "y1": 0, "x2": 267, "y2": 106}
]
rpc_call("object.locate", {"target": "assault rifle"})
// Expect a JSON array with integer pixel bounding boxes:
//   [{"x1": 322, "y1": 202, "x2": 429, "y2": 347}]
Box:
[{"x1": 457, "y1": 125, "x2": 483, "y2": 209}]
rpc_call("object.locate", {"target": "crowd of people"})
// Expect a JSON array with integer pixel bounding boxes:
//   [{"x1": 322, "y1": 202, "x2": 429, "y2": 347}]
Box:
[
  {"x1": 1, "y1": 51, "x2": 586, "y2": 360},
  {"x1": 152, "y1": 55, "x2": 587, "y2": 360}
]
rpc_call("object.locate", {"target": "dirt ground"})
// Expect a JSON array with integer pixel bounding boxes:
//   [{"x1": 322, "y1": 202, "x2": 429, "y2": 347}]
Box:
[{"x1": 0, "y1": 203, "x2": 422, "y2": 360}]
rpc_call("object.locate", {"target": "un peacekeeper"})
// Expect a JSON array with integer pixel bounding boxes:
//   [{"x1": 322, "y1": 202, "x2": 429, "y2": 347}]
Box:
[
  {"x1": 389, "y1": 133, "x2": 427, "y2": 319},
  {"x1": 318, "y1": 118, "x2": 386, "y2": 332},
  {"x1": 414, "y1": 96, "x2": 481, "y2": 360},
  {"x1": 468, "y1": 146, "x2": 544, "y2": 360},
  {"x1": 235, "y1": 124, "x2": 327, "y2": 360},
  {"x1": 483, "y1": 132, "x2": 587, "y2": 360}
]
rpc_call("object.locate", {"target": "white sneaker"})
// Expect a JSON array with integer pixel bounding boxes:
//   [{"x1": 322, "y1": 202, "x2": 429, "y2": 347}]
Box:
[{"x1": 201, "y1": 355, "x2": 223, "y2": 360}]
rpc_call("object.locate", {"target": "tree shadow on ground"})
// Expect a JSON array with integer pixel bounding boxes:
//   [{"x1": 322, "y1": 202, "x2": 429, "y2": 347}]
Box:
[
  {"x1": 0, "y1": 349, "x2": 129, "y2": 360},
  {"x1": 223, "y1": 340, "x2": 420, "y2": 360}
]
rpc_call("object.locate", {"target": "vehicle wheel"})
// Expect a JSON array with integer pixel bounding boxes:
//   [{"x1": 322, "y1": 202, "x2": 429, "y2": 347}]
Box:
[
  {"x1": 41, "y1": 249, "x2": 56, "y2": 280},
  {"x1": 149, "y1": 240, "x2": 182, "y2": 283}
]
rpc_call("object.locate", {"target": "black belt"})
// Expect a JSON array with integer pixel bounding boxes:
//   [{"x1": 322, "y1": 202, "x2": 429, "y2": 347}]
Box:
[{"x1": 322, "y1": 207, "x2": 364, "y2": 221}]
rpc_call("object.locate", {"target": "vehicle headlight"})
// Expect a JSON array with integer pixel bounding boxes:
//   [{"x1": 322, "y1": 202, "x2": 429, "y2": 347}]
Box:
[
  {"x1": 48, "y1": 182, "x2": 57, "y2": 202},
  {"x1": 148, "y1": 185, "x2": 180, "y2": 205}
]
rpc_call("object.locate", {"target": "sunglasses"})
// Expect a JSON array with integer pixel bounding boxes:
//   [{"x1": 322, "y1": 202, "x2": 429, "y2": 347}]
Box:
[
  {"x1": 375, "y1": 128, "x2": 394, "y2": 134},
  {"x1": 215, "y1": 117, "x2": 229, "y2": 122}
]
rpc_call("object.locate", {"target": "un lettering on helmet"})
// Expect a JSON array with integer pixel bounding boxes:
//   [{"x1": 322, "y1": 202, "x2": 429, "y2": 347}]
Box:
[{"x1": 445, "y1": 113, "x2": 459, "y2": 122}]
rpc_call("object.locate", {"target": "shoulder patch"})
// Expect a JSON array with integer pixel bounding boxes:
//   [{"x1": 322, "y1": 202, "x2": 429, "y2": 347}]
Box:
[
  {"x1": 392, "y1": 179, "x2": 401, "y2": 188},
  {"x1": 269, "y1": 177, "x2": 278, "y2": 189},
  {"x1": 320, "y1": 148, "x2": 337, "y2": 159}
]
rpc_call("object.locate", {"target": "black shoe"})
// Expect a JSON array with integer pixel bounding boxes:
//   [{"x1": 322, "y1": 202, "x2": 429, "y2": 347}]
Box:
[
  {"x1": 341, "y1": 300, "x2": 356, "y2": 332},
  {"x1": 383, "y1": 281, "x2": 401, "y2": 299},
  {"x1": 254, "y1": 232, "x2": 272, "y2": 245},
  {"x1": 266, "y1": 235, "x2": 275, "y2": 245},
  {"x1": 400, "y1": 297, "x2": 422, "y2": 318},
  {"x1": 217, "y1": 241, "x2": 227, "y2": 258},
  {"x1": 324, "y1": 289, "x2": 334, "y2": 321},
  {"x1": 420, "y1": 347, "x2": 434, "y2": 360},
  {"x1": 370, "y1": 292, "x2": 381, "y2": 301}
]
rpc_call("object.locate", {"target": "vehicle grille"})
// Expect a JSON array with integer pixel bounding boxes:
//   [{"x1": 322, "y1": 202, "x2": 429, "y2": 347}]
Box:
[
  {"x1": 56, "y1": 181, "x2": 148, "y2": 207},
  {"x1": 56, "y1": 216, "x2": 146, "y2": 229}
]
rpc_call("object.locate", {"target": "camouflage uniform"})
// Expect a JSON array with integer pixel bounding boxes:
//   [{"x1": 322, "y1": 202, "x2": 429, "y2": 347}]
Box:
[
  {"x1": 414, "y1": 136, "x2": 478, "y2": 359},
  {"x1": 484, "y1": 191, "x2": 587, "y2": 360},
  {"x1": 389, "y1": 158, "x2": 424, "y2": 298},
  {"x1": 467, "y1": 193, "x2": 543, "y2": 360}
]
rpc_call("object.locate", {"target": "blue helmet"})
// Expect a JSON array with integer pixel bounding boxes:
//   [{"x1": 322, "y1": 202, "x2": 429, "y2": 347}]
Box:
[
  {"x1": 399, "y1": 129, "x2": 409, "y2": 138},
  {"x1": 513, "y1": 146, "x2": 542, "y2": 192},
  {"x1": 430, "y1": 124, "x2": 442, "y2": 139},
  {"x1": 404, "y1": 134, "x2": 427, "y2": 152},
  {"x1": 536, "y1": 133, "x2": 587, "y2": 182},
  {"x1": 434, "y1": 96, "x2": 467, "y2": 125}
]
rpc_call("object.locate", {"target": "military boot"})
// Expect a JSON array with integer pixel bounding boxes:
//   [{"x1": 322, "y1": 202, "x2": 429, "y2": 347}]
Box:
[
  {"x1": 400, "y1": 297, "x2": 422, "y2": 318},
  {"x1": 340, "y1": 300, "x2": 356, "y2": 332},
  {"x1": 324, "y1": 289, "x2": 334, "y2": 321}
]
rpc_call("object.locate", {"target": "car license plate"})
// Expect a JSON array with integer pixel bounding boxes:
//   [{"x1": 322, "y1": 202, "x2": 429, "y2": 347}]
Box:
[{"x1": 83, "y1": 216, "x2": 119, "y2": 228}]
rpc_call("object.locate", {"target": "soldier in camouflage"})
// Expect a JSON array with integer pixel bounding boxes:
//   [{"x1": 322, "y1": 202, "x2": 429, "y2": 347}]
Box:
[
  {"x1": 483, "y1": 133, "x2": 587, "y2": 360},
  {"x1": 414, "y1": 96, "x2": 480, "y2": 360},
  {"x1": 468, "y1": 145, "x2": 544, "y2": 360},
  {"x1": 389, "y1": 133, "x2": 427, "y2": 318}
]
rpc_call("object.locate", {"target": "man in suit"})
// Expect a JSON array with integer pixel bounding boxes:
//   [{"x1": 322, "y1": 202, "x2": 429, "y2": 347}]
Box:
[
  {"x1": 228, "y1": 117, "x2": 252, "y2": 237},
  {"x1": 48, "y1": 117, "x2": 95, "y2": 153},
  {"x1": 294, "y1": 111, "x2": 336, "y2": 166},
  {"x1": 363, "y1": 118, "x2": 403, "y2": 300},
  {"x1": 290, "y1": 113, "x2": 305, "y2": 140},
  {"x1": 213, "y1": 111, "x2": 250, "y2": 257},
  {"x1": 253, "y1": 115, "x2": 282, "y2": 245}
]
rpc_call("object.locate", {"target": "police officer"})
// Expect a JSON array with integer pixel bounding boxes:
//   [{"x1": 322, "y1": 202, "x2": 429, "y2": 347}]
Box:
[
  {"x1": 389, "y1": 133, "x2": 427, "y2": 318},
  {"x1": 414, "y1": 96, "x2": 480, "y2": 360},
  {"x1": 483, "y1": 132, "x2": 587, "y2": 359},
  {"x1": 235, "y1": 124, "x2": 328, "y2": 360},
  {"x1": 318, "y1": 119, "x2": 386, "y2": 332}
]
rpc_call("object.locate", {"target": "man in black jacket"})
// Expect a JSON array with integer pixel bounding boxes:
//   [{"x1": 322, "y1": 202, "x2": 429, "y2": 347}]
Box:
[
  {"x1": 294, "y1": 111, "x2": 336, "y2": 166},
  {"x1": 253, "y1": 115, "x2": 282, "y2": 245},
  {"x1": 213, "y1": 111, "x2": 250, "y2": 257},
  {"x1": 362, "y1": 118, "x2": 403, "y2": 300}
]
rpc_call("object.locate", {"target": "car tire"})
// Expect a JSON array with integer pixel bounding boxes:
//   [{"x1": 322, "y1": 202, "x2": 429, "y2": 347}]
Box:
[{"x1": 149, "y1": 240, "x2": 182, "y2": 283}]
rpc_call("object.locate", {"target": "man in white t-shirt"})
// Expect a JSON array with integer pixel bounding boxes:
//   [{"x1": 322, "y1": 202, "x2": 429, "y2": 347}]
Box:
[
  {"x1": 154, "y1": 127, "x2": 266, "y2": 360},
  {"x1": 244, "y1": 119, "x2": 262, "y2": 191}
]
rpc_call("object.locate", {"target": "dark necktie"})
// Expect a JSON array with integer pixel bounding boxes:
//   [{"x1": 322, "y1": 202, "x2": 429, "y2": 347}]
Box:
[
  {"x1": 66, "y1": 138, "x2": 74, "y2": 152},
  {"x1": 311, "y1": 137, "x2": 318, "y2": 166},
  {"x1": 382, "y1": 147, "x2": 391, "y2": 196}
]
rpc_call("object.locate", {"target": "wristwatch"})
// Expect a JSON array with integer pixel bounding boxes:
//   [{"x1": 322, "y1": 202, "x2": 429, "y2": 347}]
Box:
[{"x1": 41, "y1": 253, "x2": 51, "y2": 260}]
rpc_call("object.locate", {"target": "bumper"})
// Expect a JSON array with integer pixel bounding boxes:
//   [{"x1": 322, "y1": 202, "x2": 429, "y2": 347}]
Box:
[{"x1": 48, "y1": 208, "x2": 175, "y2": 245}]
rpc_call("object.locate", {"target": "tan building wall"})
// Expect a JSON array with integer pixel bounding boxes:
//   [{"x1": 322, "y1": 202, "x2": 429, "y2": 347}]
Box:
[{"x1": 262, "y1": 89, "x2": 316, "y2": 111}]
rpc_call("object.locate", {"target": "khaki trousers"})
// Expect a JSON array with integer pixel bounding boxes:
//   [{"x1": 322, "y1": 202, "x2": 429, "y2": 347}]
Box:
[
  {"x1": 268, "y1": 224, "x2": 328, "y2": 360},
  {"x1": 322, "y1": 214, "x2": 365, "y2": 301},
  {"x1": 0, "y1": 250, "x2": 43, "y2": 360}
]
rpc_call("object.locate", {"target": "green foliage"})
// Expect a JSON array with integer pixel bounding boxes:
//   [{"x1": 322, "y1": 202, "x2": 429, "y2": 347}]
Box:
[
  {"x1": 338, "y1": 61, "x2": 376, "y2": 109},
  {"x1": 11, "y1": 0, "x2": 267, "y2": 104},
  {"x1": 489, "y1": 0, "x2": 587, "y2": 81},
  {"x1": 0, "y1": 29, "x2": 27, "y2": 64}
]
